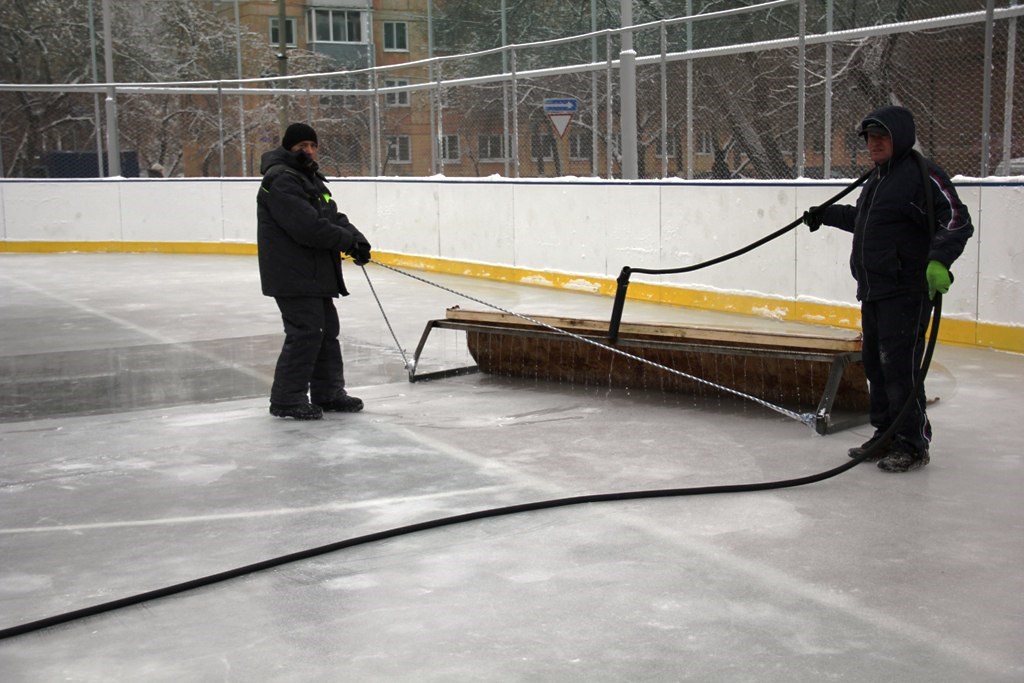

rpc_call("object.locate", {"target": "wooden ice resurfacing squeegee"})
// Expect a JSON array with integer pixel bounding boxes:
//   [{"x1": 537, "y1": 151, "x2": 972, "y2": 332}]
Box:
[{"x1": 409, "y1": 307, "x2": 869, "y2": 435}]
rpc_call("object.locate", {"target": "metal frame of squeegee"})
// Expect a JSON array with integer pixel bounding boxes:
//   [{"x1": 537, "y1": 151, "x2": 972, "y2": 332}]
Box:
[{"x1": 407, "y1": 318, "x2": 866, "y2": 435}]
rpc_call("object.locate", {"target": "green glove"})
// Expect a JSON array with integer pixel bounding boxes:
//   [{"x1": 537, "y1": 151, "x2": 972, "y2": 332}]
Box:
[{"x1": 926, "y1": 260, "x2": 951, "y2": 300}]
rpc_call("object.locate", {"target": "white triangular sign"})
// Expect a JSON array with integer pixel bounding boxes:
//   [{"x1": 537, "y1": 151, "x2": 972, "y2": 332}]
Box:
[{"x1": 548, "y1": 113, "x2": 573, "y2": 139}]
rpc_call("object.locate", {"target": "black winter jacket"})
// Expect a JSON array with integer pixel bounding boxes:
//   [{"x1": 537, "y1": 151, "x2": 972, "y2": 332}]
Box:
[
  {"x1": 256, "y1": 147, "x2": 364, "y2": 297},
  {"x1": 821, "y1": 105, "x2": 973, "y2": 302}
]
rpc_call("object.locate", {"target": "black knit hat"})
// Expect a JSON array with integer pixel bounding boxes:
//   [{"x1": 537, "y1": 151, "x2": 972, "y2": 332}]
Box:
[{"x1": 282, "y1": 123, "x2": 318, "y2": 150}]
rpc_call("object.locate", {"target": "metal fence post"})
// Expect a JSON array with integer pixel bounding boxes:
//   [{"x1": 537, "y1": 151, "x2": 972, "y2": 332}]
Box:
[
  {"x1": 217, "y1": 82, "x2": 225, "y2": 177},
  {"x1": 796, "y1": 0, "x2": 806, "y2": 178},
  {"x1": 685, "y1": 0, "x2": 693, "y2": 180},
  {"x1": 591, "y1": 0, "x2": 599, "y2": 178},
  {"x1": 660, "y1": 21, "x2": 668, "y2": 179},
  {"x1": 824, "y1": 0, "x2": 833, "y2": 178},
  {"x1": 305, "y1": 81, "x2": 312, "y2": 124},
  {"x1": 1001, "y1": 1, "x2": 1018, "y2": 172},
  {"x1": 101, "y1": 0, "x2": 121, "y2": 176},
  {"x1": 370, "y1": 70, "x2": 380, "y2": 177},
  {"x1": 435, "y1": 63, "x2": 444, "y2": 176},
  {"x1": 619, "y1": 0, "x2": 638, "y2": 179},
  {"x1": 88, "y1": 0, "x2": 105, "y2": 176},
  {"x1": 233, "y1": 0, "x2": 247, "y2": 176},
  {"x1": 606, "y1": 33, "x2": 614, "y2": 179},
  {"x1": 501, "y1": 0, "x2": 511, "y2": 178},
  {"x1": 511, "y1": 47, "x2": 520, "y2": 178},
  {"x1": 429, "y1": 0, "x2": 439, "y2": 175},
  {"x1": 981, "y1": 0, "x2": 996, "y2": 176}
]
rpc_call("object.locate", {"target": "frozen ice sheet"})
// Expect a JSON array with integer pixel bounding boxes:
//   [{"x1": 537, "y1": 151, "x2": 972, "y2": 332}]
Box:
[{"x1": 0, "y1": 253, "x2": 1022, "y2": 682}]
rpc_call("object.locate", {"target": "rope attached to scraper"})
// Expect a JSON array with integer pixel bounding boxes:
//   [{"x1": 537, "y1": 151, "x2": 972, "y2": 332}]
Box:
[
  {"x1": 360, "y1": 264, "x2": 413, "y2": 371},
  {"x1": 364, "y1": 260, "x2": 815, "y2": 426}
]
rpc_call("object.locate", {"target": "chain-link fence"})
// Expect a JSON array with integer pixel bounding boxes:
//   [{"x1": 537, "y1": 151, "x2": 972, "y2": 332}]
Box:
[{"x1": 1, "y1": 0, "x2": 1021, "y2": 180}]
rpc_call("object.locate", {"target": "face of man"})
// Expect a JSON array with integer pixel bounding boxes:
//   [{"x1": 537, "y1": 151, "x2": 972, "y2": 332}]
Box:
[
  {"x1": 865, "y1": 131, "x2": 893, "y2": 165},
  {"x1": 290, "y1": 140, "x2": 318, "y2": 161}
]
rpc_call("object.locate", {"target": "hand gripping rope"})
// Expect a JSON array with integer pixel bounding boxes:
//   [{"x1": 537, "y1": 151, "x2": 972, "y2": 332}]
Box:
[{"x1": 0, "y1": 170, "x2": 941, "y2": 641}]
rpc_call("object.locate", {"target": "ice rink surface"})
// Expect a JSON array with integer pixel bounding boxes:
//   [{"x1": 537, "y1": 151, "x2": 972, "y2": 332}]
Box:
[{"x1": 1, "y1": 253, "x2": 1022, "y2": 682}]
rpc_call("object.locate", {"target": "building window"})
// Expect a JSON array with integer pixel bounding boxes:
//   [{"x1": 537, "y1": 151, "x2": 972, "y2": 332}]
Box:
[
  {"x1": 569, "y1": 132, "x2": 592, "y2": 160},
  {"x1": 384, "y1": 22, "x2": 408, "y2": 51},
  {"x1": 310, "y1": 9, "x2": 362, "y2": 43},
  {"x1": 478, "y1": 135, "x2": 506, "y2": 161},
  {"x1": 269, "y1": 17, "x2": 297, "y2": 47},
  {"x1": 385, "y1": 136, "x2": 411, "y2": 163},
  {"x1": 441, "y1": 135, "x2": 460, "y2": 162},
  {"x1": 697, "y1": 131, "x2": 713, "y2": 155},
  {"x1": 655, "y1": 133, "x2": 677, "y2": 159},
  {"x1": 532, "y1": 134, "x2": 555, "y2": 161},
  {"x1": 384, "y1": 78, "x2": 409, "y2": 107}
]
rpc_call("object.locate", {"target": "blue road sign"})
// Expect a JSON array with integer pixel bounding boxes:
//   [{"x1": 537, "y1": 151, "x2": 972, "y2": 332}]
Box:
[{"x1": 543, "y1": 98, "x2": 578, "y2": 114}]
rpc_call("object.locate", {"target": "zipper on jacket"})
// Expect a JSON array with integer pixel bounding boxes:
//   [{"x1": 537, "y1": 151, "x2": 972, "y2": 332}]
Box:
[{"x1": 858, "y1": 170, "x2": 885, "y2": 300}]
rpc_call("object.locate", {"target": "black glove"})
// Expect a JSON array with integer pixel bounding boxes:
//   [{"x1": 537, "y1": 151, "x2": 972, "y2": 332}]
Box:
[
  {"x1": 350, "y1": 236, "x2": 372, "y2": 266},
  {"x1": 802, "y1": 206, "x2": 823, "y2": 232}
]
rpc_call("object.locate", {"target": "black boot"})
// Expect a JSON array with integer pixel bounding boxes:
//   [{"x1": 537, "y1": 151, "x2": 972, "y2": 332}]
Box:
[
  {"x1": 270, "y1": 402, "x2": 324, "y2": 420},
  {"x1": 315, "y1": 394, "x2": 364, "y2": 413},
  {"x1": 847, "y1": 433, "x2": 889, "y2": 462},
  {"x1": 877, "y1": 443, "x2": 930, "y2": 473}
]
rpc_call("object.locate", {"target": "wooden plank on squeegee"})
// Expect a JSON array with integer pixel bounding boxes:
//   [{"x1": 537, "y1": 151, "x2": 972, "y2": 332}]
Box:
[{"x1": 444, "y1": 307, "x2": 862, "y2": 353}]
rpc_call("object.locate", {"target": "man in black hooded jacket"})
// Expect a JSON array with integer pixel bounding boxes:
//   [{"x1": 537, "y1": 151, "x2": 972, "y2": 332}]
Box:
[
  {"x1": 257, "y1": 122, "x2": 372, "y2": 420},
  {"x1": 804, "y1": 105, "x2": 973, "y2": 472}
]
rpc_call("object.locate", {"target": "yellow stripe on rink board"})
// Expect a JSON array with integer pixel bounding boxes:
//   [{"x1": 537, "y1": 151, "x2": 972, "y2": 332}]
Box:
[
  {"x1": 0, "y1": 240, "x2": 258, "y2": 256},
  {"x1": 3, "y1": 241, "x2": 1021, "y2": 353}
]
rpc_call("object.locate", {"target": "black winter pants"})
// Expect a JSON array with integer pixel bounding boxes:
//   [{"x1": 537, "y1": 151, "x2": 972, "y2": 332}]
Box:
[
  {"x1": 860, "y1": 292, "x2": 933, "y2": 454},
  {"x1": 271, "y1": 296, "x2": 347, "y2": 406}
]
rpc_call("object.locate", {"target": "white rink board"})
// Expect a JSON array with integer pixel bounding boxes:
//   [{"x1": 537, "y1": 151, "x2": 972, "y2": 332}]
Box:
[{"x1": 1, "y1": 175, "x2": 1020, "y2": 328}]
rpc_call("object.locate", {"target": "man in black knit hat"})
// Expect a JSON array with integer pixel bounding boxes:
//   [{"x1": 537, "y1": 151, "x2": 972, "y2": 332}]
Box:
[{"x1": 257, "y1": 122, "x2": 372, "y2": 420}]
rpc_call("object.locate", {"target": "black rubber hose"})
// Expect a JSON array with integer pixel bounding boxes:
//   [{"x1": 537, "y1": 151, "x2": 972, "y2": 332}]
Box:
[
  {"x1": 629, "y1": 168, "x2": 873, "y2": 277},
  {"x1": 607, "y1": 169, "x2": 873, "y2": 342},
  {"x1": 0, "y1": 296, "x2": 942, "y2": 641}
]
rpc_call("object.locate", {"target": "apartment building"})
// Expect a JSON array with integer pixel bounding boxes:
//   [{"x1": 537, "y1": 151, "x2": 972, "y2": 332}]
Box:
[
  {"x1": 206, "y1": 2, "x2": 1008, "y2": 180},
  {"x1": 207, "y1": 1, "x2": 433, "y2": 176},
  {"x1": 211, "y1": 0, "x2": 606, "y2": 178},
  {"x1": 206, "y1": 1, "x2": 788, "y2": 179}
]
